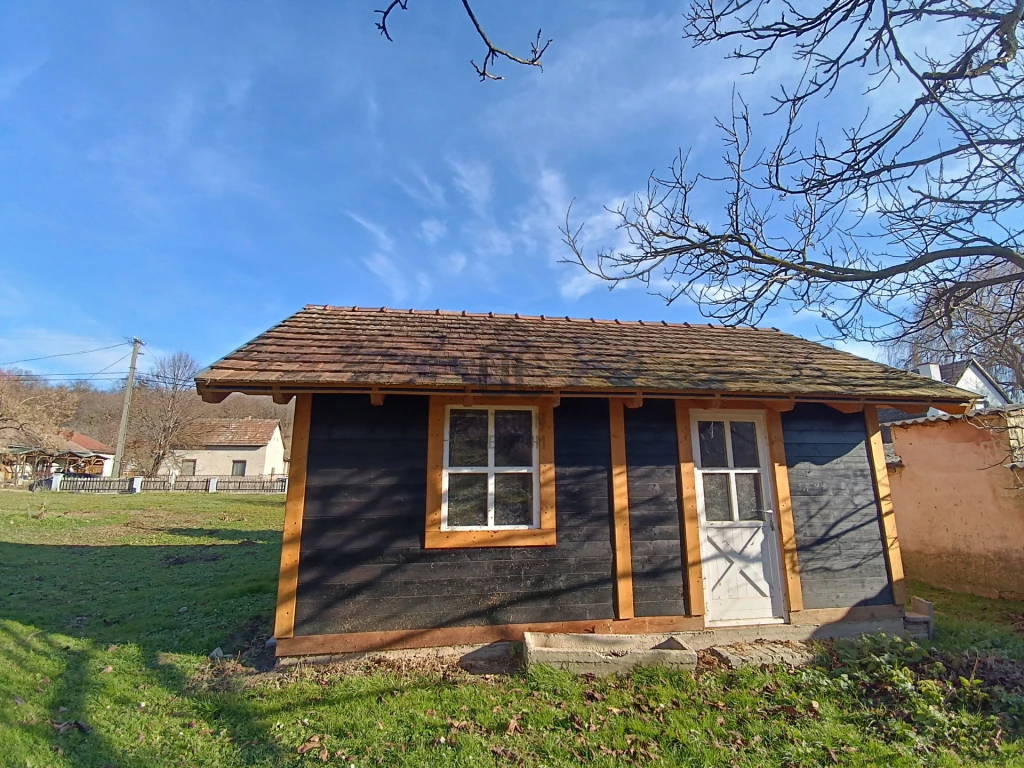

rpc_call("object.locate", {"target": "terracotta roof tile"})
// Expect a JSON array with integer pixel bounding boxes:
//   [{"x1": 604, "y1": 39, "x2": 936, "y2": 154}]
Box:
[
  {"x1": 191, "y1": 419, "x2": 279, "y2": 447},
  {"x1": 195, "y1": 305, "x2": 975, "y2": 404}
]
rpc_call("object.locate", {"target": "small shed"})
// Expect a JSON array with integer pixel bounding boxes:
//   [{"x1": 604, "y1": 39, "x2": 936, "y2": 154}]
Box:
[
  {"x1": 1, "y1": 429, "x2": 114, "y2": 486},
  {"x1": 195, "y1": 306, "x2": 974, "y2": 658}
]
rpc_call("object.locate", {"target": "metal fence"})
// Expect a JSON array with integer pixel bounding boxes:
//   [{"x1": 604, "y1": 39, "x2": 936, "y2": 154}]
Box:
[
  {"x1": 60, "y1": 476, "x2": 134, "y2": 493},
  {"x1": 47, "y1": 473, "x2": 287, "y2": 494}
]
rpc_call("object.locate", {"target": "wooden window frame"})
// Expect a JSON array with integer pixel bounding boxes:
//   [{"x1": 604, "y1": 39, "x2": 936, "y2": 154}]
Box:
[
  {"x1": 690, "y1": 410, "x2": 774, "y2": 527},
  {"x1": 180, "y1": 459, "x2": 196, "y2": 477},
  {"x1": 425, "y1": 396, "x2": 556, "y2": 548},
  {"x1": 442, "y1": 405, "x2": 541, "y2": 531}
]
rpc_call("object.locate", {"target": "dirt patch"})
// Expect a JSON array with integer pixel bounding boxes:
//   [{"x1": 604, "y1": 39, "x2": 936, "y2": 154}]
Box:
[{"x1": 159, "y1": 551, "x2": 222, "y2": 567}]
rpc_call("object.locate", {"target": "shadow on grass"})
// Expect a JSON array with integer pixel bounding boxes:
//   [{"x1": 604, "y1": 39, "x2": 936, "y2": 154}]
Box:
[{"x1": 0, "y1": 534, "x2": 298, "y2": 766}]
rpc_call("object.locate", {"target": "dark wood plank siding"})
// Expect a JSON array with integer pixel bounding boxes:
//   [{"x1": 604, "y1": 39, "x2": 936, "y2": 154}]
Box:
[
  {"x1": 294, "y1": 395, "x2": 615, "y2": 635},
  {"x1": 782, "y1": 404, "x2": 893, "y2": 608},
  {"x1": 624, "y1": 401, "x2": 686, "y2": 617}
]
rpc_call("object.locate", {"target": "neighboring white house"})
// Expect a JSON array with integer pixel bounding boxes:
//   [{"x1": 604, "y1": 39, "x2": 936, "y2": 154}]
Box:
[
  {"x1": 917, "y1": 359, "x2": 1012, "y2": 413},
  {"x1": 163, "y1": 419, "x2": 287, "y2": 477},
  {"x1": 880, "y1": 358, "x2": 1012, "y2": 426}
]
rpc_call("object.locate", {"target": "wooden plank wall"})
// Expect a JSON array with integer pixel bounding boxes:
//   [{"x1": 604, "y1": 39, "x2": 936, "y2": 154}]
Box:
[
  {"x1": 781, "y1": 403, "x2": 894, "y2": 608},
  {"x1": 623, "y1": 400, "x2": 687, "y2": 617},
  {"x1": 293, "y1": 395, "x2": 615, "y2": 636}
]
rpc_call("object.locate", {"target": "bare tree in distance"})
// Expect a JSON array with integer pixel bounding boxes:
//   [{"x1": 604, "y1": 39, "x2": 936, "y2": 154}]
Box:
[
  {"x1": 0, "y1": 369, "x2": 78, "y2": 448},
  {"x1": 375, "y1": 0, "x2": 551, "y2": 81},
  {"x1": 124, "y1": 352, "x2": 204, "y2": 476},
  {"x1": 372, "y1": 2, "x2": 1024, "y2": 345},
  {"x1": 885, "y1": 262, "x2": 1024, "y2": 399}
]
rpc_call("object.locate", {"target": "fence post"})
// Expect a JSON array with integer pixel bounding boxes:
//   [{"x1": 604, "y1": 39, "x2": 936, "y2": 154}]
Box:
[
  {"x1": 131, "y1": 476, "x2": 144, "y2": 493},
  {"x1": 169, "y1": 471, "x2": 177, "y2": 491},
  {"x1": 51, "y1": 473, "x2": 64, "y2": 492},
  {"x1": 208, "y1": 477, "x2": 218, "y2": 493}
]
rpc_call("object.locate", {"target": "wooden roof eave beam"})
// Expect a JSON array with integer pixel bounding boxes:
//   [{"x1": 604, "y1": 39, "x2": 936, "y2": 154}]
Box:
[{"x1": 195, "y1": 383, "x2": 974, "y2": 412}]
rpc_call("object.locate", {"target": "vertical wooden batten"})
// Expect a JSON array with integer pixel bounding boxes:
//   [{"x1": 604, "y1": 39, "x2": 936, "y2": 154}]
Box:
[
  {"x1": 424, "y1": 397, "x2": 446, "y2": 534},
  {"x1": 765, "y1": 410, "x2": 804, "y2": 613},
  {"x1": 274, "y1": 393, "x2": 312, "y2": 640},
  {"x1": 608, "y1": 399, "x2": 634, "y2": 619},
  {"x1": 674, "y1": 401, "x2": 704, "y2": 619},
  {"x1": 537, "y1": 404, "x2": 557, "y2": 538},
  {"x1": 864, "y1": 405, "x2": 907, "y2": 606}
]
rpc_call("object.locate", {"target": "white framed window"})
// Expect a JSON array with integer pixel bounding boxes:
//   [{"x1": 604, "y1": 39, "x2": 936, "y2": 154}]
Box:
[
  {"x1": 691, "y1": 410, "x2": 773, "y2": 524},
  {"x1": 442, "y1": 405, "x2": 540, "y2": 530}
]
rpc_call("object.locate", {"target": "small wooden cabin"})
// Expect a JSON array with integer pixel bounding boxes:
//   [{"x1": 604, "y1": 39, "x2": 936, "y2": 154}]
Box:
[{"x1": 195, "y1": 306, "x2": 974, "y2": 657}]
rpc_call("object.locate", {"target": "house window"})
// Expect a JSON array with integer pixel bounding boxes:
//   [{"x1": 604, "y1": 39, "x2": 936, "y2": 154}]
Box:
[
  {"x1": 180, "y1": 459, "x2": 196, "y2": 476},
  {"x1": 691, "y1": 413, "x2": 772, "y2": 522},
  {"x1": 231, "y1": 460, "x2": 247, "y2": 477},
  {"x1": 425, "y1": 397, "x2": 556, "y2": 548},
  {"x1": 443, "y1": 406, "x2": 539, "y2": 530}
]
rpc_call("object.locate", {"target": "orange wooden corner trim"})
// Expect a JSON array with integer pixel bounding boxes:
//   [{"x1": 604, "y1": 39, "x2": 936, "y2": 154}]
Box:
[
  {"x1": 864, "y1": 405, "x2": 907, "y2": 606},
  {"x1": 274, "y1": 393, "x2": 312, "y2": 640},
  {"x1": 423, "y1": 398, "x2": 556, "y2": 550},
  {"x1": 765, "y1": 410, "x2": 804, "y2": 613},
  {"x1": 674, "y1": 401, "x2": 704, "y2": 618},
  {"x1": 608, "y1": 399, "x2": 634, "y2": 620},
  {"x1": 277, "y1": 615, "x2": 705, "y2": 656}
]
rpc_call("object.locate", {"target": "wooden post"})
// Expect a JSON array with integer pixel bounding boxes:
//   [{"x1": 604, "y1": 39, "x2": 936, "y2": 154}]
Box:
[
  {"x1": 674, "y1": 401, "x2": 704, "y2": 619},
  {"x1": 608, "y1": 399, "x2": 634, "y2": 619},
  {"x1": 864, "y1": 405, "x2": 907, "y2": 606},
  {"x1": 274, "y1": 393, "x2": 312, "y2": 640},
  {"x1": 765, "y1": 410, "x2": 804, "y2": 613}
]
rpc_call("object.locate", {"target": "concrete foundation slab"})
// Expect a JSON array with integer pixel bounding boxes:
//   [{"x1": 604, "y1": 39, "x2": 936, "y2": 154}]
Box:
[{"x1": 523, "y1": 632, "x2": 697, "y2": 676}]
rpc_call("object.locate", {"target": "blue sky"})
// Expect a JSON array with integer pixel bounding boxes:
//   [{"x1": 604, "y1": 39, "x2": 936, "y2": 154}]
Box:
[{"x1": 0, "y1": 1, "x2": 880, "y2": 382}]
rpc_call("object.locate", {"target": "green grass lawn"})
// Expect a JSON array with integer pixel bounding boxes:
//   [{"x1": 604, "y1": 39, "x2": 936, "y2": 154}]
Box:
[{"x1": 2, "y1": 491, "x2": 1024, "y2": 766}]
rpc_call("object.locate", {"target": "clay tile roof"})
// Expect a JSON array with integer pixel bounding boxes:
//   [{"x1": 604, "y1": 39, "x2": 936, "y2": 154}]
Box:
[
  {"x1": 193, "y1": 419, "x2": 280, "y2": 446},
  {"x1": 60, "y1": 431, "x2": 114, "y2": 455},
  {"x1": 194, "y1": 305, "x2": 976, "y2": 404}
]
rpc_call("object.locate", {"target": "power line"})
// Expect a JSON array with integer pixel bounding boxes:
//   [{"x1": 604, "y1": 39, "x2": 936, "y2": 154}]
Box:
[
  {"x1": 0, "y1": 341, "x2": 131, "y2": 367},
  {"x1": 85, "y1": 351, "x2": 133, "y2": 382}
]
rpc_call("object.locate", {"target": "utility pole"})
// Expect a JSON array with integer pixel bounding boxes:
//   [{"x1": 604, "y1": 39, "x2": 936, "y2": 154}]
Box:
[{"x1": 112, "y1": 337, "x2": 143, "y2": 478}]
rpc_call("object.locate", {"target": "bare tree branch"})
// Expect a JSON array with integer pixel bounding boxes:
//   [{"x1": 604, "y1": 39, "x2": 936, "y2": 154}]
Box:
[
  {"x1": 564, "y1": 0, "x2": 1024, "y2": 345},
  {"x1": 375, "y1": 0, "x2": 550, "y2": 81}
]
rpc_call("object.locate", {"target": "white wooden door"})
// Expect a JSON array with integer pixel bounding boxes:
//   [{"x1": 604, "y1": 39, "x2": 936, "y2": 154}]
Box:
[{"x1": 691, "y1": 411, "x2": 786, "y2": 625}]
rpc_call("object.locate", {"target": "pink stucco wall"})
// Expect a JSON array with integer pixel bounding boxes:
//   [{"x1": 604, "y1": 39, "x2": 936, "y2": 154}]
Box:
[{"x1": 889, "y1": 419, "x2": 1024, "y2": 599}]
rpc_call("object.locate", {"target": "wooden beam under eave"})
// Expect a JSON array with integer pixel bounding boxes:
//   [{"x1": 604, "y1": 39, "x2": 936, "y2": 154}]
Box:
[
  {"x1": 674, "y1": 401, "x2": 705, "y2": 619},
  {"x1": 271, "y1": 391, "x2": 293, "y2": 405},
  {"x1": 369, "y1": 388, "x2": 386, "y2": 406},
  {"x1": 274, "y1": 393, "x2": 312, "y2": 640},
  {"x1": 199, "y1": 390, "x2": 231, "y2": 404},
  {"x1": 625, "y1": 392, "x2": 643, "y2": 409},
  {"x1": 864, "y1": 404, "x2": 908, "y2": 606},
  {"x1": 765, "y1": 410, "x2": 803, "y2": 614},
  {"x1": 826, "y1": 401, "x2": 864, "y2": 414},
  {"x1": 608, "y1": 399, "x2": 634, "y2": 620}
]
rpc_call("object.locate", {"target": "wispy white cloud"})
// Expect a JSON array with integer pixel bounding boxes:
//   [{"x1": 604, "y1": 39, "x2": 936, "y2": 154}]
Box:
[
  {"x1": 346, "y1": 211, "x2": 396, "y2": 252},
  {"x1": 0, "y1": 49, "x2": 49, "y2": 103},
  {"x1": 450, "y1": 157, "x2": 493, "y2": 217},
  {"x1": 396, "y1": 167, "x2": 447, "y2": 209},
  {"x1": 417, "y1": 217, "x2": 447, "y2": 244}
]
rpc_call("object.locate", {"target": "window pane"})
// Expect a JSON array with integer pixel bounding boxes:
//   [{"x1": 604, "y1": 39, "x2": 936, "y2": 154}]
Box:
[
  {"x1": 702, "y1": 473, "x2": 732, "y2": 521},
  {"x1": 447, "y1": 474, "x2": 488, "y2": 527},
  {"x1": 698, "y1": 421, "x2": 728, "y2": 468},
  {"x1": 735, "y1": 473, "x2": 765, "y2": 521},
  {"x1": 730, "y1": 422, "x2": 760, "y2": 468},
  {"x1": 494, "y1": 410, "x2": 533, "y2": 467},
  {"x1": 449, "y1": 410, "x2": 488, "y2": 467},
  {"x1": 494, "y1": 474, "x2": 533, "y2": 526},
  {"x1": 231, "y1": 460, "x2": 246, "y2": 477}
]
